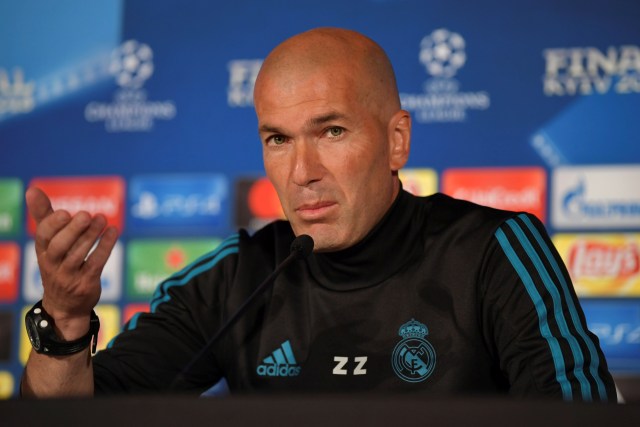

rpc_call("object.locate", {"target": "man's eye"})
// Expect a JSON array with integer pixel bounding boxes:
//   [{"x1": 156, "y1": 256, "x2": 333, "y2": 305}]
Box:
[
  {"x1": 271, "y1": 135, "x2": 286, "y2": 145},
  {"x1": 327, "y1": 127, "x2": 344, "y2": 137}
]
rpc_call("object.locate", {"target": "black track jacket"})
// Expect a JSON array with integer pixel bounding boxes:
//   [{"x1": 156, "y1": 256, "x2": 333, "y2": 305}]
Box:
[{"x1": 94, "y1": 190, "x2": 616, "y2": 401}]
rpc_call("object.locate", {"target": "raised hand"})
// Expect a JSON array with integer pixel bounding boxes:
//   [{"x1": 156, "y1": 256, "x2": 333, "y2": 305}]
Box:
[{"x1": 25, "y1": 187, "x2": 118, "y2": 339}]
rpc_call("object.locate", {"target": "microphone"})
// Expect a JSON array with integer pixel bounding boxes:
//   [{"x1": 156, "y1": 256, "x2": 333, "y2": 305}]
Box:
[
  {"x1": 171, "y1": 234, "x2": 314, "y2": 389},
  {"x1": 288, "y1": 233, "x2": 314, "y2": 260}
]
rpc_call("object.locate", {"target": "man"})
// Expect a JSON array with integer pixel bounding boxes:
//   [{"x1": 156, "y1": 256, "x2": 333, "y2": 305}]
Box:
[{"x1": 22, "y1": 28, "x2": 616, "y2": 400}]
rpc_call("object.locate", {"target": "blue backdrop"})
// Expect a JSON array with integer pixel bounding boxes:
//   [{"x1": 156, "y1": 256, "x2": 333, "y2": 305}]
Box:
[{"x1": 1, "y1": 0, "x2": 639, "y2": 399}]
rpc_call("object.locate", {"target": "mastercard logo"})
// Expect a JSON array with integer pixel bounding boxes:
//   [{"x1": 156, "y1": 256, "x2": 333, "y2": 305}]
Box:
[{"x1": 247, "y1": 177, "x2": 284, "y2": 219}]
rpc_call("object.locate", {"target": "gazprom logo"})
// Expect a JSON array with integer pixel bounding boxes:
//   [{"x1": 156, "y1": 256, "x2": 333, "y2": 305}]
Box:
[
  {"x1": 562, "y1": 180, "x2": 640, "y2": 219},
  {"x1": 552, "y1": 166, "x2": 640, "y2": 229},
  {"x1": 128, "y1": 174, "x2": 229, "y2": 234}
]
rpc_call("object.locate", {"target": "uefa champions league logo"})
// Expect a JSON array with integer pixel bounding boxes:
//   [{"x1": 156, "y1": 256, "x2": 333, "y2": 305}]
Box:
[
  {"x1": 391, "y1": 319, "x2": 436, "y2": 383},
  {"x1": 109, "y1": 40, "x2": 154, "y2": 89},
  {"x1": 400, "y1": 28, "x2": 490, "y2": 123},
  {"x1": 419, "y1": 29, "x2": 466, "y2": 79},
  {"x1": 84, "y1": 39, "x2": 175, "y2": 132}
]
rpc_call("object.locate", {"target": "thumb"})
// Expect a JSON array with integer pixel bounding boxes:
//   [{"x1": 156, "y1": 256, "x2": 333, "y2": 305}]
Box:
[{"x1": 25, "y1": 187, "x2": 54, "y2": 224}]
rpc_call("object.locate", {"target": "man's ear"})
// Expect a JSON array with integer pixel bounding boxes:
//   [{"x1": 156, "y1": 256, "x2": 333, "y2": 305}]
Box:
[{"x1": 387, "y1": 110, "x2": 411, "y2": 171}]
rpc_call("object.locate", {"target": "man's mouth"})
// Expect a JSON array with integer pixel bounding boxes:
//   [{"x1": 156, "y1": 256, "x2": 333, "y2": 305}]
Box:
[{"x1": 295, "y1": 201, "x2": 337, "y2": 220}]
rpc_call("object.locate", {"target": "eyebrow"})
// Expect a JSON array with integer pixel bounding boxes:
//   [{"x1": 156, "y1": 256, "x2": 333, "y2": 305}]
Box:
[
  {"x1": 259, "y1": 111, "x2": 347, "y2": 134},
  {"x1": 305, "y1": 112, "x2": 346, "y2": 128}
]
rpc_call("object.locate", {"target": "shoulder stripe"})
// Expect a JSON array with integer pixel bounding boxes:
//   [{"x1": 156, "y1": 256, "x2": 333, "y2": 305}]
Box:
[
  {"x1": 518, "y1": 214, "x2": 608, "y2": 401},
  {"x1": 151, "y1": 234, "x2": 239, "y2": 313},
  {"x1": 128, "y1": 312, "x2": 142, "y2": 330},
  {"x1": 152, "y1": 234, "x2": 240, "y2": 297},
  {"x1": 149, "y1": 245, "x2": 238, "y2": 312},
  {"x1": 106, "y1": 234, "x2": 240, "y2": 349},
  {"x1": 494, "y1": 226, "x2": 573, "y2": 400},
  {"x1": 107, "y1": 312, "x2": 143, "y2": 349},
  {"x1": 505, "y1": 217, "x2": 592, "y2": 400}
]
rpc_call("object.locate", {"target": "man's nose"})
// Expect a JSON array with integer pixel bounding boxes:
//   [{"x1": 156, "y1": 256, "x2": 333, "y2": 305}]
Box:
[{"x1": 291, "y1": 141, "x2": 323, "y2": 187}]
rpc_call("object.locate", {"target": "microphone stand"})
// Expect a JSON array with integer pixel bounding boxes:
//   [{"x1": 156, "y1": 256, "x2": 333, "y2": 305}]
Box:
[{"x1": 170, "y1": 235, "x2": 313, "y2": 390}]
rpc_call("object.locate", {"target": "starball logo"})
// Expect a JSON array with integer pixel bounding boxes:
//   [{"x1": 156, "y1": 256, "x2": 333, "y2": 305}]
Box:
[
  {"x1": 400, "y1": 29, "x2": 490, "y2": 123},
  {"x1": 84, "y1": 40, "x2": 176, "y2": 132},
  {"x1": 109, "y1": 40, "x2": 154, "y2": 89},
  {"x1": 543, "y1": 45, "x2": 640, "y2": 96}
]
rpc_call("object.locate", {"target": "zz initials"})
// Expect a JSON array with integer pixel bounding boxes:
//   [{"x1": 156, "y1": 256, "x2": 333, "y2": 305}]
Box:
[{"x1": 332, "y1": 356, "x2": 368, "y2": 376}]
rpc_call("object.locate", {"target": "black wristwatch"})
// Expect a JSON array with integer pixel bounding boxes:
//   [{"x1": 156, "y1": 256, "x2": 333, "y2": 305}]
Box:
[{"x1": 25, "y1": 300, "x2": 100, "y2": 356}]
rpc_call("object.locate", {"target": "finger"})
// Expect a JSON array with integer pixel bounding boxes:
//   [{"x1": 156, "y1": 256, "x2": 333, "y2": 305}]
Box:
[
  {"x1": 45, "y1": 211, "x2": 93, "y2": 264},
  {"x1": 34, "y1": 209, "x2": 72, "y2": 253},
  {"x1": 83, "y1": 226, "x2": 119, "y2": 278},
  {"x1": 25, "y1": 187, "x2": 54, "y2": 224},
  {"x1": 60, "y1": 214, "x2": 108, "y2": 272}
]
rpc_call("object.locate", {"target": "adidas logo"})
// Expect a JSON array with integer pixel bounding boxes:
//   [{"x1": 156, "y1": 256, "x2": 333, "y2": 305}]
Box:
[{"x1": 256, "y1": 340, "x2": 301, "y2": 377}]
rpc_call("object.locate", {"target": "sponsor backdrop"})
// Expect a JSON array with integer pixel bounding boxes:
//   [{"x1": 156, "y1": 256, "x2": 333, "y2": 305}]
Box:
[{"x1": 1, "y1": 0, "x2": 639, "y2": 399}]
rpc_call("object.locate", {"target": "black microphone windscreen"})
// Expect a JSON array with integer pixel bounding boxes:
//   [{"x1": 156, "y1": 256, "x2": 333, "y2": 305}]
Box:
[{"x1": 290, "y1": 234, "x2": 314, "y2": 259}]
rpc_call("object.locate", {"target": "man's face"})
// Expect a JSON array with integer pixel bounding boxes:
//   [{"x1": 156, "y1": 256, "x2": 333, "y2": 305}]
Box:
[{"x1": 256, "y1": 70, "x2": 398, "y2": 252}]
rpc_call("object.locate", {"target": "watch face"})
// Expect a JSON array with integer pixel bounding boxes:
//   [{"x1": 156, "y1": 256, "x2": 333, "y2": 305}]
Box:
[{"x1": 26, "y1": 318, "x2": 41, "y2": 351}]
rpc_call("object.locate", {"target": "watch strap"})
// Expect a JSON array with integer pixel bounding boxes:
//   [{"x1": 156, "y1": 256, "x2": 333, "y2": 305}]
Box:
[{"x1": 26, "y1": 300, "x2": 100, "y2": 356}]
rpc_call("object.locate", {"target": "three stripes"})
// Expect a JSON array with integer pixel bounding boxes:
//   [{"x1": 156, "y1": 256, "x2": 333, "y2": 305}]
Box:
[{"x1": 495, "y1": 213, "x2": 609, "y2": 401}]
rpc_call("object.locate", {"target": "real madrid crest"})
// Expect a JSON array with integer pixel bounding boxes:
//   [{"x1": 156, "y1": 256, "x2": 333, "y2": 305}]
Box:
[{"x1": 392, "y1": 319, "x2": 436, "y2": 383}]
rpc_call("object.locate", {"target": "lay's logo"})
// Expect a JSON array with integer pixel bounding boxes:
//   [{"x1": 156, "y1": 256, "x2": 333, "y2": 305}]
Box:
[
  {"x1": 569, "y1": 241, "x2": 639, "y2": 279},
  {"x1": 27, "y1": 176, "x2": 125, "y2": 235},
  {"x1": 554, "y1": 234, "x2": 640, "y2": 296},
  {"x1": 398, "y1": 168, "x2": 438, "y2": 197}
]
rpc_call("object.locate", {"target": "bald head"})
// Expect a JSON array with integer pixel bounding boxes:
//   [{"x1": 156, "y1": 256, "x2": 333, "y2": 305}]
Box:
[
  {"x1": 254, "y1": 28, "x2": 412, "y2": 251},
  {"x1": 254, "y1": 28, "x2": 400, "y2": 122}
]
